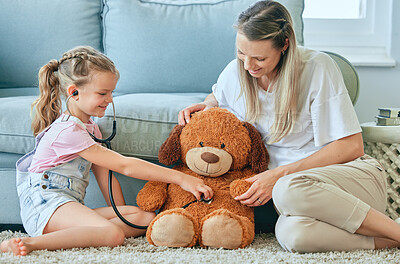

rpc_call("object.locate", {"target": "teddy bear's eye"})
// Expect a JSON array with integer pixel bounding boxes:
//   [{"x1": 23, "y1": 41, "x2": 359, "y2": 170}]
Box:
[
  {"x1": 221, "y1": 143, "x2": 225, "y2": 149},
  {"x1": 199, "y1": 142, "x2": 204, "y2": 147}
]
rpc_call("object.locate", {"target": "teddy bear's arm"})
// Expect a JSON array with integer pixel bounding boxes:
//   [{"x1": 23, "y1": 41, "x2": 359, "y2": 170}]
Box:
[
  {"x1": 229, "y1": 178, "x2": 253, "y2": 199},
  {"x1": 136, "y1": 181, "x2": 168, "y2": 212},
  {"x1": 229, "y1": 170, "x2": 255, "y2": 199}
]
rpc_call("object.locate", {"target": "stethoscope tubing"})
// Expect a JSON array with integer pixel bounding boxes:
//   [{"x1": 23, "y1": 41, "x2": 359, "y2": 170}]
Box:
[
  {"x1": 65, "y1": 95, "x2": 212, "y2": 229},
  {"x1": 66, "y1": 94, "x2": 148, "y2": 229}
]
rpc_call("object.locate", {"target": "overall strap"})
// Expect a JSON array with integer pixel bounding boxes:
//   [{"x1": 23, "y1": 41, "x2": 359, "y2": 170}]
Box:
[{"x1": 59, "y1": 114, "x2": 88, "y2": 130}]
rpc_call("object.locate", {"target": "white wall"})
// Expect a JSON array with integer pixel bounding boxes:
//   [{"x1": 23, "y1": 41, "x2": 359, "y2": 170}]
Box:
[{"x1": 354, "y1": 1, "x2": 400, "y2": 123}]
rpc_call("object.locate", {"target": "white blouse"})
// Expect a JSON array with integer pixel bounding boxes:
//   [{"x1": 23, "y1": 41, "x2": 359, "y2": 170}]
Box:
[{"x1": 212, "y1": 47, "x2": 361, "y2": 169}]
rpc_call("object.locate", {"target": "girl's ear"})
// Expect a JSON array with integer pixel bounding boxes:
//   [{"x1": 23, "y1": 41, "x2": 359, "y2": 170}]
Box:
[
  {"x1": 158, "y1": 125, "x2": 184, "y2": 165},
  {"x1": 67, "y1": 85, "x2": 78, "y2": 98},
  {"x1": 242, "y1": 122, "x2": 269, "y2": 173}
]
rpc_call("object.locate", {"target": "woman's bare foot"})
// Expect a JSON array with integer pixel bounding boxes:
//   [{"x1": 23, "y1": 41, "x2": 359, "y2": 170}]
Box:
[{"x1": 1, "y1": 238, "x2": 30, "y2": 256}]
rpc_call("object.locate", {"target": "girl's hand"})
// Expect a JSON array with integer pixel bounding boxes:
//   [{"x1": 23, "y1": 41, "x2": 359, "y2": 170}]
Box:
[
  {"x1": 178, "y1": 174, "x2": 213, "y2": 201},
  {"x1": 178, "y1": 103, "x2": 208, "y2": 126},
  {"x1": 234, "y1": 169, "x2": 282, "y2": 207}
]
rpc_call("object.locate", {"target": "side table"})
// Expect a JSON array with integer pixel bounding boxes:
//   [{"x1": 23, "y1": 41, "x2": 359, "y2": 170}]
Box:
[{"x1": 361, "y1": 122, "x2": 400, "y2": 220}]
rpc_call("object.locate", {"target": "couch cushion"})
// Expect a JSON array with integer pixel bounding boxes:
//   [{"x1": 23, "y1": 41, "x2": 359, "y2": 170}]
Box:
[
  {"x1": 102, "y1": 0, "x2": 304, "y2": 95},
  {"x1": 0, "y1": 0, "x2": 103, "y2": 89},
  {"x1": 0, "y1": 93, "x2": 207, "y2": 159},
  {"x1": 0, "y1": 87, "x2": 39, "y2": 98},
  {"x1": 0, "y1": 96, "x2": 36, "y2": 155}
]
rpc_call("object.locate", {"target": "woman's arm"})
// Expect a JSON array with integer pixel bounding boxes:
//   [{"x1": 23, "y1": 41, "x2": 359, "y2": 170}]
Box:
[
  {"x1": 235, "y1": 132, "x2": 364, "y2": 206},
  {"x1": 91, "y1": 164, "x2": 126, "y2": 206},
  {"x1": 280, "y1": 132, "x2": 364, "y2": 177},
  {"x1": 178, "y1": 93, "x2": 218, "y2": 125},
  {"x1": 78, "y1": 145, "x2": 213, "y2": 200}
]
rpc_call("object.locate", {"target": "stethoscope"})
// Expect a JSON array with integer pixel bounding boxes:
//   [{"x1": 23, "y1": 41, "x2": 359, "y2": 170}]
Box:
[
  {"x1": 66, "y1": 91, "x2": 147, "y2": 229},
  {"x1": 66, "y1": 91, "x2": 212, "y2": 230}
]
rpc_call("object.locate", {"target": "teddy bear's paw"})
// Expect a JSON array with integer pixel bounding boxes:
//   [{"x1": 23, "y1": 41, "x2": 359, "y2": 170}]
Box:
[
  {"x1": 147, "y1": 208, "x2": 199, "y2": 247},
  {"x1": 200, "y1": 209, "x2": 254, "y2": 249},
  {"x1": 230, "y1": 179, "x2": 253, "y2": 198}
]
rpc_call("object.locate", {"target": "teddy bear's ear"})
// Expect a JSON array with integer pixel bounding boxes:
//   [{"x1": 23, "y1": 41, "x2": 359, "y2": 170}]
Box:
[
  {"x1": 242, "y1": 122, "x2": 269, "y2": 173},
  {"x1": 158, "y1": 125, "x2": 184, "y2": 165}
]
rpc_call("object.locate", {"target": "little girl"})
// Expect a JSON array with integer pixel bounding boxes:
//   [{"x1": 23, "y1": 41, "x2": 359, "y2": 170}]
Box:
[{"x1": 0, "y1": 46, "x2": 213, "y2": 256}]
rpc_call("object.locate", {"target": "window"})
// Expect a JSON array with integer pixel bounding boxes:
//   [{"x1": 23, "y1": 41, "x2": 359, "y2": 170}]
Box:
[
  {"x1": 304, "y1": 0, "x2": 364, "y2": 19},
  {"x1": 303, "y1": 0, "x2": 395, "y2": 67}
]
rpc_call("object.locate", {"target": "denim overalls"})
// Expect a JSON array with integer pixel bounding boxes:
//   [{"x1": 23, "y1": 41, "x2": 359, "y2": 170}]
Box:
[{"x1": 16, "y1": 115, "x2": 92, "y2": 237}]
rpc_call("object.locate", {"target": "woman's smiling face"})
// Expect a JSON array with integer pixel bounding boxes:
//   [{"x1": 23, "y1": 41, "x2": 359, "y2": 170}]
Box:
[{"x1": 236, "y1": 32, "x2": 284, "y2": 79}]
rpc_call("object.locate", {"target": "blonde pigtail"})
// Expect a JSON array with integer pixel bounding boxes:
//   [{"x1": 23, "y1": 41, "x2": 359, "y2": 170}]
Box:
[{"x1": 31, "y1": 60, "x2": 63, "y2": 136}]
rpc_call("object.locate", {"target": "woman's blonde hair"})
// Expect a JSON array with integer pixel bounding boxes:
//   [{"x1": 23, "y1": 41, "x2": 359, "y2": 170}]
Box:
[
  {"x1": 31, "y1": 46, "x2": 119, "y2": 136},
  {"x1": 235, "y1": 0, "x2": 301, "y2": 143}
]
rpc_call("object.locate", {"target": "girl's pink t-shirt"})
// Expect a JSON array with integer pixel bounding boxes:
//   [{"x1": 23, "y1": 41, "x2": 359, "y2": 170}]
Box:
[{"x1": 28, "y1": 114, "x2": 102, "y2": 173}]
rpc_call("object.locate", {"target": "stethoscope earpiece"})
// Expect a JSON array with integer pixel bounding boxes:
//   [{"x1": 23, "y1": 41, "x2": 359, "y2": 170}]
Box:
[{"x1": 66, "y1": 90, "x2": 79, "y2": 115}]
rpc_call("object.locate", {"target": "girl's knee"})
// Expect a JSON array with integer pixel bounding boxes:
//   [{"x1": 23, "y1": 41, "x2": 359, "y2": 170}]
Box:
[
  {"x1": 131, "y1": 207, "x2": 156, "y2": 226},
  {"x1": 141, "y1": 211, "x2": 156, "y2": 226},
  {"x1": 102, "y1": 225, "x2": 125, "y2": 247}
]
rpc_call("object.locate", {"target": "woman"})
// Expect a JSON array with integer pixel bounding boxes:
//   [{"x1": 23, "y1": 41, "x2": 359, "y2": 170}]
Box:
[{"x1": 178, "y1": 0, "x2": 400, "y2": 253}]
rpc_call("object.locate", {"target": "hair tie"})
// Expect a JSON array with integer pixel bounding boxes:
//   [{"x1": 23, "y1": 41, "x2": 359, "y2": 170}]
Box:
[
  {"x1": 48, "y1": 59, "x2": 59, "y2": 72},
  {"x1": 54, "y1": 61, "x2": 60, "y2": 72}
]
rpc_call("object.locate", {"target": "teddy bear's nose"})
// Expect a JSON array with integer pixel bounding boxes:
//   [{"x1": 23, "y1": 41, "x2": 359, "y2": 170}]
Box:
[{"x1": 201, "y1": 152, "x2": 220, "y2": 164}]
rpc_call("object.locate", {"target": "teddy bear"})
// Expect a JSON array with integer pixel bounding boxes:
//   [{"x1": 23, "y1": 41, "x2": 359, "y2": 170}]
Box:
[{"x1": 136, "y1": 107, "x2": 269, "y2": 249}]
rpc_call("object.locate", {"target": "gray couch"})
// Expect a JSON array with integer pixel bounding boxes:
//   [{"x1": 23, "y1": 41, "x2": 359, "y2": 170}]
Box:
[{"x1": 0, "y1": 0, "x2": 306, "y2": 224}]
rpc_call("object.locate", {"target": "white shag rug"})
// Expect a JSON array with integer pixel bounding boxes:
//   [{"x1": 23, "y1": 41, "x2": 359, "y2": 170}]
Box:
[{"x1": 0, "y1": 231, "x2": 399, "y2": 264}]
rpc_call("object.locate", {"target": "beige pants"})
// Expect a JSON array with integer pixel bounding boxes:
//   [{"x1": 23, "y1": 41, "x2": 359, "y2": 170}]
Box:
[{"x1": 272, "y1": 154, "x2": 387, "y2": 253}]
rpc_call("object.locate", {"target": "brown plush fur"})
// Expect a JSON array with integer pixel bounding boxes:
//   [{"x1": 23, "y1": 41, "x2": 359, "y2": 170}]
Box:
[{"x1": 136, "y1": 108, "x2": 269, "y2": 249}]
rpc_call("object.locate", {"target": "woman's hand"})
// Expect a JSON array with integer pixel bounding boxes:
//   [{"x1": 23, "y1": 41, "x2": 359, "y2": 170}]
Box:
[
  {"x1": 234, "y1": 134, "x2": 365, "y2": 207},
  {"x1": 178, "y1": 173, "x2": 214, "y2": 201},
  {"x1": 178, "y1": 93, "x2": 218, "y2": 125},
  {"x1": 178, "y1": 103, "x2": 208, "y2": 126},
  {"x1": 234, "y1": 169, "x2": 282, "y2": 207}
]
